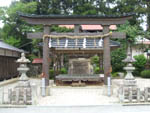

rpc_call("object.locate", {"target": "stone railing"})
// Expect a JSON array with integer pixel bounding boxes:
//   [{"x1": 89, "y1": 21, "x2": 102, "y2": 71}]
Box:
[{"x1": 118, "y1": 86, "x2": 150, "y2": 103}]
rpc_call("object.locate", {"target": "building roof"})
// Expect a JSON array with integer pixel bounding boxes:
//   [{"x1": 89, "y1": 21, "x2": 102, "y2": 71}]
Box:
[
  {"x1": 48, "y1": 38, "x2": 120, "y2": 49},
  {"x1": 59, "y1": 25, "x2": 117, "y2": 30},
  {"x1": 0, "y1": 40, "x2": 23, "y2": 52},
  {"x1": 135, "y1": 36, "x2": 150, "y2": 45},
  {"x1": 32, "y1": 58, "x2": 43, "y2": 64},
  {"x1": 32, "y1": 58, "x2": 50, "y2": 64}
]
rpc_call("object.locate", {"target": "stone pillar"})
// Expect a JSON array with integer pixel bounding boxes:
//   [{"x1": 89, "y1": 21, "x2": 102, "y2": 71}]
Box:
[
  {"x1": 31, "y1": 83, "x2": 37, "y2": 105},
  {"x1": 103, "y1": 26, "x2": 111, "y2": 85},
  {"x1": 43, "y1": 26, "x2": 50, "y2": 86}
]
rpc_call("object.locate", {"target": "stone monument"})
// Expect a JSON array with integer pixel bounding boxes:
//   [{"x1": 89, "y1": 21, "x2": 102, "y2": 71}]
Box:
[{"x1": 68, "y1": 58, "x2": 93, "y2": 75}]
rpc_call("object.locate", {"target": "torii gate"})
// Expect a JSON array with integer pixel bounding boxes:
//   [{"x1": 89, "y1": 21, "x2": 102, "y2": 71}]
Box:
[{"x1": 19, "y1": 12, "x2": 133, "y2": 86}]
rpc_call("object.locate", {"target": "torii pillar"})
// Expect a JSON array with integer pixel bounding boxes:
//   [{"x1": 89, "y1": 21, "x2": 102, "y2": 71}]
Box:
[
  {"x1": 43, "y1": 26, "x2": 50, "y2": 86},
  {"x1": 103, "y1": 26, "x2": 111, "y2": 84}
]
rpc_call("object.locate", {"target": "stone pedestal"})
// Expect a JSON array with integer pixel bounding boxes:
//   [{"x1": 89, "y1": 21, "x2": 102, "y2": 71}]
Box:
[{"x1": 123, "y1": 65, "x2": 136, "y2": 87}]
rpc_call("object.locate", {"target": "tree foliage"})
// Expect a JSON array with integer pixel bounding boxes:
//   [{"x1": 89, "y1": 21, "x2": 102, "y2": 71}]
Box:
[
  {"x1": 0, "y1": 1, "x2": 37, "y2": 50},
  {"x1": 133, "y1": 54, "x2": 147, "y2": 76}
]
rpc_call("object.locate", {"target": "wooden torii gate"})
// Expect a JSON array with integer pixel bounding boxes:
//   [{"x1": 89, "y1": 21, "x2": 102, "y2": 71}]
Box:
[{"x1": 19, "y1": 13, "x2": 133, "y2": 86}]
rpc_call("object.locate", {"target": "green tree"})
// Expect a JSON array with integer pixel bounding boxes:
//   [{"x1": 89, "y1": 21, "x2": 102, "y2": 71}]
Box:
[
  {"x1": 133, "y1": 54, "x2": 147, "y2": 76},
  {"x1": 111, "y1": 22, "x2": 143, "y2": 73},
  {"x1": 111, "y1": 48, "x2": 126, "y2": 73},
  {"x1": 0, "y1": 1, "x2": 37, "y2": 50},
  {"x1": 73, "y1": 0, "x2": 98, "y2": 15}
]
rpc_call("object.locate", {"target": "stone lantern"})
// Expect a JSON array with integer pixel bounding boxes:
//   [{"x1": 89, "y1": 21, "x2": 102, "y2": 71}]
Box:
[
  {"x1": 122, "y1": 44, "x2": 136, "y2": 86},
  {"x1": 10, "y1": 53, "x2": 32, "y2": 105},
  {"x1": 118, "y1": 44, "x2": 138, "y2": 103},
  {"x1": 16, "y1": 53, "x2": 30, "y2": 87}
]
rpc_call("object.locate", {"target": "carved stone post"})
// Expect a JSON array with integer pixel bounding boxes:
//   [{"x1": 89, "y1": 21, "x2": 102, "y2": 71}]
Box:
[
  {"x1": 43, "y1": 26, "x2": 50, "y2": 86},
  {"x1": 103, "y1": 26, "x2": 111, "y2": 85}
]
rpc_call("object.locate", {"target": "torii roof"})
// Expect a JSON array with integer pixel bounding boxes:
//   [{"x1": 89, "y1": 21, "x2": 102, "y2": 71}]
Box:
[
  {"x1": 18, "y1": 12, "x2": 134, "y2": 25},
  {"x1": 18, "y1": 12, "x2": 134, "y2": 19}
]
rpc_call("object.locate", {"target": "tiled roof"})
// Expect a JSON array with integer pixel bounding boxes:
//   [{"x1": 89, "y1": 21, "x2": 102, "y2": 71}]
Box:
[
  {"x1": 32, "y1": 58, "x2": 50, "y2": 64},
  {"x1": 0, "y1": 40, "x2": 23, "y2": 52},
  {"x1": 59, "y1": 25, "x2": 117, "y2": 30},
  {"x1": 32, "y1": 58, "x2": 43, "y2": 64},
  {"x1": 135, "y1": 36, "x2": 150, "y2": 45}
]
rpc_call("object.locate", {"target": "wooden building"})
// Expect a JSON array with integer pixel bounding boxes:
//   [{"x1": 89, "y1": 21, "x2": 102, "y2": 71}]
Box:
[{"x1": 0, "y1": 40, "x2": 23, "y2": 80}]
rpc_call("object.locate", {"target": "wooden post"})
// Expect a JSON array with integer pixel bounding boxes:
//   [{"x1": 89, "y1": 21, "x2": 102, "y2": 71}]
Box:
[
  {"x1": 99, "y1": 53, "x2": 104, "y2": 74},
  {"x1": 74, "y1": 24, "x2": 80, "y2": 33},
  {"x1": 61, "y1": 54, "x2": 64, "y2": 68},
  {"x1": 43, "y1": 26, "x2": 50, "y2": 86},
  {"x1": 53, "y1": 54, "x2": 56, "y2": 82},
  {"x1": 103, "y1": 26, "x2": 111, "y2": 85}
]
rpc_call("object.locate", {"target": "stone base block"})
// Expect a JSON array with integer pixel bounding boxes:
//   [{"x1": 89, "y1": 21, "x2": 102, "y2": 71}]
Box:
[
  {"x1": 102, "y1": 85, "x2": 113, "y2": 96},
  {"x1": 123, "y1": 79, "x2": 136, "y2": 86}
]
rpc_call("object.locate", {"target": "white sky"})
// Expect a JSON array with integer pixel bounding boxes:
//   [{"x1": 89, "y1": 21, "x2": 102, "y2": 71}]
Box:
[
  {"x1": 0, "y1": 0, "x2": 17, "y2": 28},
  {"x1": 0, "y1": 0, "x2": 14, "y2": 7}
]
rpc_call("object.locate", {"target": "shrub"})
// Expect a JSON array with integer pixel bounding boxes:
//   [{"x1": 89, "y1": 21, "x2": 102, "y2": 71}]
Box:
[
  {"x1": 49, "y1": 69, "x2": 55, "y2": 79},
  {"x1": 141, "y1": 70, "x2": 150, "y2": 78},
  {"x1": 60, "y1": 67, "x2": 67, "y2": 74},
  {"x1": 94, "y1": 67, "x2": 100, "y2": 74},
  {"x1": 111, "y1": 48, "x2": 126, "y2": 73},
  {"x1": 133, "y1": 54, "x2": 147, "y2": 76},
  {"x1": 111, "y1": 72, "x2": 119, "y2": 78},
  {"x1": 91, "y1": 55, "x2": 99, "y2": 67}
]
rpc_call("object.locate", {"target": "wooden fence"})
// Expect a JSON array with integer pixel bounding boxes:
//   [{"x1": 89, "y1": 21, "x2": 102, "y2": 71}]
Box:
[{"x1": 0, "y1": 56, "x2": 19, "y2": 81}]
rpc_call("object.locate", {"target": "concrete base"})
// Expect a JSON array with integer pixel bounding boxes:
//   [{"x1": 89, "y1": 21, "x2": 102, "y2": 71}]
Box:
[{"x1": 102, "y1": 85, "x2": 113, "y2": 96}]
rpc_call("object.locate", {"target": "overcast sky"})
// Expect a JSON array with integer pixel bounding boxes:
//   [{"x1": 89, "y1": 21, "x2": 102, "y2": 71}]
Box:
[
  {"x1": 0, "y1": 0, "x2": 16, "y2": 28},
  {"x1": 0, "y1": 0, "x2": 14, "y2": 7}
]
